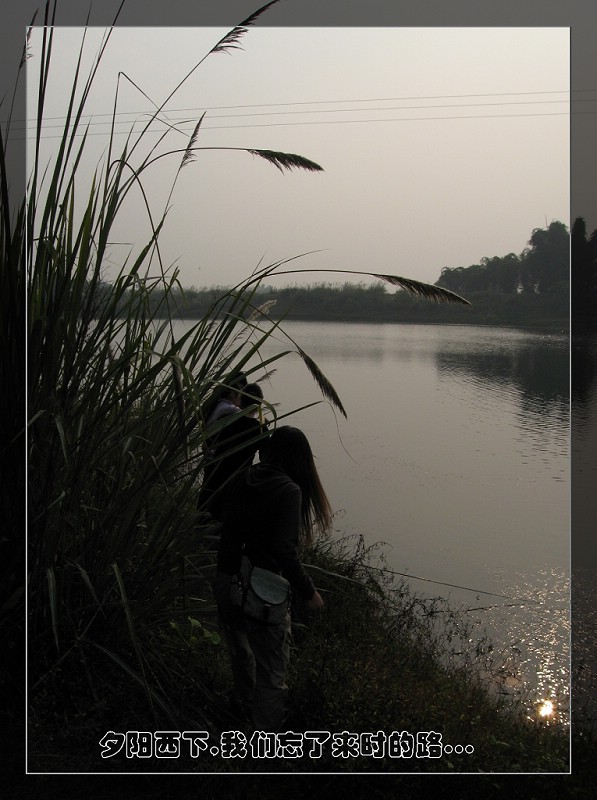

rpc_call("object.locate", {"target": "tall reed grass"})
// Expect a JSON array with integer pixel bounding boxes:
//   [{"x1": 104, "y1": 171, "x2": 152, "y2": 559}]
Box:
[{"x1": 4, "y1": 0, "x2": 469, "y2": 740}]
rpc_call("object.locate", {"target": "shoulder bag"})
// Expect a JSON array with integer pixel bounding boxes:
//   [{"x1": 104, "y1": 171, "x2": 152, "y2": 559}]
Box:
[{"x1": 231, "y1": 554, "x2": 291, "y2": 625}]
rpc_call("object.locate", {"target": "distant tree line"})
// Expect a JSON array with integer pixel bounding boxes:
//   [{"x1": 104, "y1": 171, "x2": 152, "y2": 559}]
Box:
[
  {"x1": 134, "y1": 278, "x2": 566, "y2": 329},
  {"x1": 435, "y1": 220, "x2": 570, "y2": 295},
  {"x1": 98, "y1": 218, "x2": 596, "y2": 328}
]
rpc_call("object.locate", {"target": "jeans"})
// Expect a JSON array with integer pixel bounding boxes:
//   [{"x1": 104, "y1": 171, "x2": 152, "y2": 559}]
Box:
[
  {"x1": 223, "y1": 614, "x2": 291, "y2": 731},
  {"x1": 213, "y1": 571, "x2": 291, "y2": 732}
]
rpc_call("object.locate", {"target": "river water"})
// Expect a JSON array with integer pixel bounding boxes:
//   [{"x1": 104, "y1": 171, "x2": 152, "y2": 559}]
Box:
[{"x1": 178, "y1": 319, "x2": 571, "y2": 724}]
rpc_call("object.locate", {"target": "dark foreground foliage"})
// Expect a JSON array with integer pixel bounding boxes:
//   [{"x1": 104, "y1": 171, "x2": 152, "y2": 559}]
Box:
[{"x1": 26, "y1": 535, "x2": 576, "y2": 784}]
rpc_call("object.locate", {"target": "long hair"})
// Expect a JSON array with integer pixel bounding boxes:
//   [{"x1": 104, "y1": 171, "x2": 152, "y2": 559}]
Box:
[{"x1": 261, "y1": 426, "x2": 332, "y2": 546}]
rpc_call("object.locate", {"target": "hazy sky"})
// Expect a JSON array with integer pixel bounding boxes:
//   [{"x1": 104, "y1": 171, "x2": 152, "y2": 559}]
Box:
[{"x1": 27, "y1": 25, "x2": 569, "y2": 289}]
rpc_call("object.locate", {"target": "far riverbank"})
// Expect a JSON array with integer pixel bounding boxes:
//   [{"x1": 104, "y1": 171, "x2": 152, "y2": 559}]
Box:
[{"x1": 153, "y1": 284, "x2": 570, "y2": 331}]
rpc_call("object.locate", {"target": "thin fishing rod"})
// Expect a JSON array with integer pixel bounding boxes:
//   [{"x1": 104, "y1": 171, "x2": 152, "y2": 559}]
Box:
[
  {"x1": 364, "y1": 564, "x2": 521, "y2": 601},
  {"x1": 307, "y1": 558, "x2": 516, "y2": 599}
]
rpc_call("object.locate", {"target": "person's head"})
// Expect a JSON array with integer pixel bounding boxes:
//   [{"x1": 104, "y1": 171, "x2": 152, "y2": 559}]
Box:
[
  {"x1": 261, "y1": 426, "x2": 332, "y2": 544},
  {"x1": 240, "y1": 382, "x2": 264, "y2": 410},
  {"x1": 219, "y1": 372, "x2": 248, "y2": 406},
  {"x1": 201, "y1": 371, "x2": 248, "y2": 424}
]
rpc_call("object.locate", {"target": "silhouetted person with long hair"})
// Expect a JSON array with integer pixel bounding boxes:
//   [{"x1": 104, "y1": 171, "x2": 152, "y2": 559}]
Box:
[{"x1": 213, "y1": 425, "x2": 332, "y2": 731}]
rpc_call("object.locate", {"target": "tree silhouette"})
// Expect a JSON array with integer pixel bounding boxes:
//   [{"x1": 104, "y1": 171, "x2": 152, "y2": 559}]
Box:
[
  {"x1": 572, "y1": 217, "x2": 597, "y2": 315},
  {"x1": 520, "y1": 221, "x2": 569, "y2": 293}
]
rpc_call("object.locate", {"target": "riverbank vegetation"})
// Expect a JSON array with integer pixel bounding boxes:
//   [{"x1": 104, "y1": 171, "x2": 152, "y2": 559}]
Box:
[
  {"x1": 102, "y1": 217, "x2": 577, "y2": 330},
  {"x1": 128, "y1": 278, "x2": 568, "y2": 330},
  {"x1": 3, "y1": 1, "x2": 593, "y2": 795},
  {"x1": 27, "y1": 534, "x2": 575, "y2": 778},
  {"x1": 436, "y1": 221, "x2": 569, "y2": 296}
]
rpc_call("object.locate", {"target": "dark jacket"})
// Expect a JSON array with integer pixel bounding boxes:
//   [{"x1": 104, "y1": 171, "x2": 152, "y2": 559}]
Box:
[
  {"x1": 216, "y1": 463, "x2": 315, "y2": 603},
  {"x1": 199, "y1": 414, "x2": 265, "y2": 519}
]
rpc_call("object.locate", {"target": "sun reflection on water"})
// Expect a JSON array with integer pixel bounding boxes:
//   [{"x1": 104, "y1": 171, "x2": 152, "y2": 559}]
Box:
[
  {"x1": 459, "y1": 566, "x2": 570, "y2": 728},
  {"x1": 538, "y1": 699, "x2": 554, "y2": 718}
]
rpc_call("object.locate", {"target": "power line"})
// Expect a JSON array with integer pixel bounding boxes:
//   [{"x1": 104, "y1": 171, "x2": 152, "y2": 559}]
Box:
[
  {"x1": 11, "y1": 109, "x2": 580, "y2": 142},
  {"x1": 8, "y1": 88, "x2": 588, "y2": 141},
  {"x1": 102, "y1": 87, "x2": 584, "y2": 113},
  {"x1": 6, "y1": 87, "x2": 588, "y2": 128},
  {"x1": 16, "y1": 97, "x2": 577, "y2": 133}
]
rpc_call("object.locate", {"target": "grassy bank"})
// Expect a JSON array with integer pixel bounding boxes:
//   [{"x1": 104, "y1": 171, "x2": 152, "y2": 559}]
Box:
[{"x1": 27, "y1": 532, "x2": 574, "y2": 778}]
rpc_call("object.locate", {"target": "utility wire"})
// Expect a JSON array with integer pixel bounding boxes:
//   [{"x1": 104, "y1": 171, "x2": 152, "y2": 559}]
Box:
[
  {"x1": 11, "y1": 88, "x2": 589, "y2": 141},
  {"x1": 8, "y1": 88, "x2": 590, "y2": 129},
  {"x1": 12, "y1": 110, "x2": 582, "y2": 142},
  {"x1": 17, "y1": 97, "x2": 577, "y2": 133}
]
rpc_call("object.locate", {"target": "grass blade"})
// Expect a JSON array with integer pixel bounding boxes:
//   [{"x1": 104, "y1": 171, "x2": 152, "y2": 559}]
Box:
[
  {"x1": 211, "y1": 0, "x2": 280, "y2": 54},
  {"x1": 247, "y1": 149, "x2": 324, "y2": 173},
  {"x1": 112, "y1": 562, "x2": 155, "y2": 719},
  {"x1": 46, "y1": 567, "x2": 60, "y2": 654},
  {"x1": 91, "y1": 642, "x2": 178, "y2": 726},
  {"x1": 296, "y1": 348, "x2": 347, "y2": 418},
  {"x1": 372, "y1": 273, "x2": 471, "y2": 305}
]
